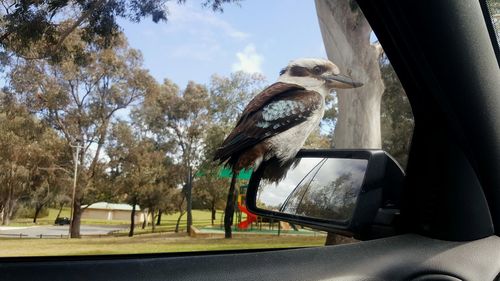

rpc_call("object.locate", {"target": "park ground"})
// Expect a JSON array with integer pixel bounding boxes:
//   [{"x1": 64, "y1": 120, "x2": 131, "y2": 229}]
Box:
[
  {"x1": 0, "y1": 208, "x2": 326, "y2": 257},
  {"x1": 0, "y1": 233, "x2": 325, "y2": 256}
]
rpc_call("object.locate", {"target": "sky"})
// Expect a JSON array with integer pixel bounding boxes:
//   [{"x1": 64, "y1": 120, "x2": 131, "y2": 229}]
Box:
[
  {"x1": 117, "y1": 1, "x2": 332, "y2": 206},
  {"x1": 119, "y1": 0, "x2": 327, "y2": 87}
]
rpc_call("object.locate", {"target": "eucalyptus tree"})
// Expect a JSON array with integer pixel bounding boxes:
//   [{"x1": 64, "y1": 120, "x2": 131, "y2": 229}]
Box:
[
  {"x1": 0, "y1": 96, "x2": 67, "y2": 225},
  {"x1": 139, "y1": 79, "x2": 211, "y2": 234},
  {"x1": 8, "y1": 31, "x2": 156, "y2": 237},
  {"x1": 0, "y1": 0, "x2": 239, "y2": 63},
  {"x1": 315, "y1": 0, "x2": 413, "y2": 245},
  {"x1": 193, "y1": 164, "x2": 227, "y2": 226},
  {"x1": 208, "y1": 72, "x2": 265, "y2": 237},
  {"x1": 107, "y1": 121, "x2": 175, "y2": 236}
]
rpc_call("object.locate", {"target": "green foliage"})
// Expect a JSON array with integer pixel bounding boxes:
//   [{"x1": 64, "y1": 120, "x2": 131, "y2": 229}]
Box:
[
  {"x1": 0, "y1": 0, "x2": 255, "y2": 232},
  {"x1": 139, "y1": 78, "x2": 214, "y2": 230},
  {"x1": 107, "y1": 121, "x2": 180, "y2": 207},
  {"x1": 193, "y1": 168, "x2": 227, "y2": 210},
  {"x1": 5, "y1": 30, "x2": 155, "y2": 235},
  {"x1": 0, "y1": 96, "x2": 68, "y2": 225},
  {"x1": 209, "y1": 71, "x2": 266, "y2": 125},
  {"x1": 304, "y1": 128, "x2": 332, "y2": 149},
  {"x1": 380, "y1": 57, "x2": 414, "y2": 169},
  {"x1": 15, "y1": 205, "x2": 49, "y2": 219},
  {"x1": 0, "y1": 0, "x2": 239, "y2": 62}
]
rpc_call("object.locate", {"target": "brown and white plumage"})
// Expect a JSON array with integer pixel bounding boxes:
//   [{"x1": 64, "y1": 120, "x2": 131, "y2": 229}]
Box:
[{"x1": 214, "y1": 58, "x2": 363, "y2": 181}]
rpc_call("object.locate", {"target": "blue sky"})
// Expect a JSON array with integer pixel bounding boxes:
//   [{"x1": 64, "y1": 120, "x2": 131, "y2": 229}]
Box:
[{"x1": 119, "y1": 0, "x2": 327, "y2": 87}]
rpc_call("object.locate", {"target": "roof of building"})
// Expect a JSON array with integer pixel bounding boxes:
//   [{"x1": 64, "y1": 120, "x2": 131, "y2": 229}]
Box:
[{"x1": 82, "y1": 202, "x2": 141, "y2": 211}]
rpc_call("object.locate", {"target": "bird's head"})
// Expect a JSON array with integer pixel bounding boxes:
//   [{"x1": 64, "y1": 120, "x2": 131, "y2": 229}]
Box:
[{"x1": 278, "y1": 58, "x2": 363, "y2": 95}]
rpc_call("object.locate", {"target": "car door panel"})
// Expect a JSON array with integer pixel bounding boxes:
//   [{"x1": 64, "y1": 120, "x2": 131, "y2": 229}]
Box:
[{"x1": 1, "y1": 234, "x2": 500, "y2": 281}]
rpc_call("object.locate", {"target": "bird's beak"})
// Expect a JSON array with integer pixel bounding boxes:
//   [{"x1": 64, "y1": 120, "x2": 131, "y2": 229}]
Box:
[{"x1": 323, "y1": 73, "x2": 363, "y2": 89}]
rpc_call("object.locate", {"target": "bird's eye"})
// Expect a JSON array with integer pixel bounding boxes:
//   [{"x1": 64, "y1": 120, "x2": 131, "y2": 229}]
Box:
[{"x1": 312, "y1": 66, "x2": 322, "y2": 74}]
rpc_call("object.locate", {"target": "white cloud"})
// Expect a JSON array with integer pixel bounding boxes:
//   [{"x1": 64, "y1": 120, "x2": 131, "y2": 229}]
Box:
[
  {"x1": 158, "y1": 3, "x2": 249, "y2": 62},
  {"x1": 232, "y1": 44, "x2": 264, "y2": 73}
]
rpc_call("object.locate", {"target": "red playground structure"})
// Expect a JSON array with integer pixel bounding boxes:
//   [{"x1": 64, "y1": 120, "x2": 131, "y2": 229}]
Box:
[{"x1": 237, "y1": 185, "x2": 257, "y2": 229}]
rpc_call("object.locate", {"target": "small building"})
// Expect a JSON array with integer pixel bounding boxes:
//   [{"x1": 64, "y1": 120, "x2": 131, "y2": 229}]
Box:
[{"x1": 81, "y1": 202, "x2": 144, "y2": 222}]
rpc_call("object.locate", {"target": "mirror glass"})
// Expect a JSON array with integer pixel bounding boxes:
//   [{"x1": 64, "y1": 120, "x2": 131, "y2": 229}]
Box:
[{"x1": 257, "y1": 158, "x2": 368, "y2": 221}]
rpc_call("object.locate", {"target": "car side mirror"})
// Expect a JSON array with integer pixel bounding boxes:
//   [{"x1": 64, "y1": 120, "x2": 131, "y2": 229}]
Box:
[{"x1": 246, "y1": 149, "x2": 405, "y2": 240}]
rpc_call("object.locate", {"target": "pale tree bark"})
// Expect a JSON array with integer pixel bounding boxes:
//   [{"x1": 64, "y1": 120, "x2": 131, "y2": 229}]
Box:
[
  {"x1": 2, "y1": 166, "x2": 20, "y2": 225},
  {"x1": 1, "y1": 185, "x2": 13, "y2": 225},
  {"x1": 315, "y1": 0, "x2": 384, "y2": 245},
  {"x1": 70, "y1": 199, "x2": 82, "y2": 238},
  {"x1": 141, "y1": 210, "x2": 148, "y2": 229},
  {"x1": 151, "y1": 208, "x2": 156, "y2": 233}
]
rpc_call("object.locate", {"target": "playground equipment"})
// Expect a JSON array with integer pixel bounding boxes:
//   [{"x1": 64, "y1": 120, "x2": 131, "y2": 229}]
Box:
[
  {"x1": 214, "y1": 169, "x2": 257, "y2": 230},
  {"x1": 237, "y1": 185, "x2": 257, "y2": 229}
]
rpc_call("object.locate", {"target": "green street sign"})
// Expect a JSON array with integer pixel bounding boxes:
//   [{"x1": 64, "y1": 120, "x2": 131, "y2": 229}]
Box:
[{"x1": 219, "y1": 168, "x2": 253, "y2": 180}]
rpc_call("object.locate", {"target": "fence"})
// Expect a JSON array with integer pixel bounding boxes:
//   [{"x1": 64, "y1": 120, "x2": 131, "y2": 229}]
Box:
[
  {"x1": 0, "y1": 216, "x2": 322, "y2": 239},
  {"x1": 0, "y1": 232, "x2": 149, "y2": 239},
  {"x1": 0, "y1": 218, "x2": 215, "y2": 239}
]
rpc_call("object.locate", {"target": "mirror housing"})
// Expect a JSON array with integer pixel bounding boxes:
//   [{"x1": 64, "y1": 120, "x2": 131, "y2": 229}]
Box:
[{"x1": 246, "y1": 149, "x2": 404, "y2": 240}]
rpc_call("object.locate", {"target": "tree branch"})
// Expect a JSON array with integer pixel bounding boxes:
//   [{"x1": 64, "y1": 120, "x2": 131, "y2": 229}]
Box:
[{"x1": 54, "y1": 0, "x2": 108, "y2": 51}]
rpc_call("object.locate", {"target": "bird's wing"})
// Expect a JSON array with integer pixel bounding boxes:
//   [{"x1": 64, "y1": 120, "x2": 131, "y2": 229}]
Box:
[
  {"x1": 235, "y1": 82, "x2": 305, "y2": 126},
  {"x1": 214, "y1": 83, "x2": 323, "y2": 163}
]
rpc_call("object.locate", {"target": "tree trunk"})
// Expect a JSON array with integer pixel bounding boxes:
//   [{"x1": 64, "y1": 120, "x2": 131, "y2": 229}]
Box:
[
  {"x1": 211, "y1": 202, "x2": 216, "y2": 226},
  {"x1": 1, "y1": 204, "x2": 10, "y2": 225},
  {"x1": 142, "y1": 210, "x2": 148, "y2": 229},
  {"x1": 156, "y1": 209, "x2": 162, "y2": 226},
  {"x1": 129, "y1": 200, "x2": 136, "y2": 237},
  {"x1": 151, "y1": 208, "x2": 156, "y2": 232},
  {"x1": 1, "y1": 210, "x2": 8, "y2": 225},
  {"x1": 185, "y1": 167, "x2": 193, "y2": 235},
  {"x1": 55, "y1": 203, "x2": 64, "y2": 220},
  {"x1": 33, "y1": 204, "x2": 43, "y2": 223},
  {"x1": 175, "y1": 211, "x2": 185, "y2": 233},
  {"x1": 224, "y1": 174, "x2": 238, "y2": 238},
  {"x1": 70, "y1": 151, "x2": 86, "y2": 238},
  {"x1": 2, "y1": 184, "x2": 13, "y2": 225},
  {"x1": 315, "y1": 0, "x2": 384, "y2": 245},
  {"x1": 70, "y1": 198, "x2": 82, "y2": 238}
]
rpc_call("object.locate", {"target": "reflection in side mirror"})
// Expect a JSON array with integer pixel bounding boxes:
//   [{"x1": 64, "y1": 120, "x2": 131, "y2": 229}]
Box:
[
  {"x1": 258, "y1": 158, "x2": 368, "y2": 222},
  {"x1": 247, "y1": 149, "x2": 405, "y2": 240}
]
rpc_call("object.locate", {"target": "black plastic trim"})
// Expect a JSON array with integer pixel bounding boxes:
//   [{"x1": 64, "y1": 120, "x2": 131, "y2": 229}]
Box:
[{"x1": 246, "y1": 149, "x2": 404, "y2": 239}]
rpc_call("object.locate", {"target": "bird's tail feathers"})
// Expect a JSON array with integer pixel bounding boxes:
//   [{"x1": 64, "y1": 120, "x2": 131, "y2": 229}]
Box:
[{"x1": 261, "y1": 157, "x2": 301, "y2": 183}]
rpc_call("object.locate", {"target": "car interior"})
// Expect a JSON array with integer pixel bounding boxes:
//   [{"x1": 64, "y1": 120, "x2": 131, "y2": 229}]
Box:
[{"x1": 1, "y1": 0, "x2": 500, "y2": 280}]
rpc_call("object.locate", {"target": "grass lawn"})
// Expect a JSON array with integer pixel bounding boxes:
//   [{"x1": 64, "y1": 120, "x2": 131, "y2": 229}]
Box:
[
  {"x1": 0, "y1": 233, "x2": 326, "y2": 257},
  {"x1": 3, "y1": 208, "x2": 326, "y2": 257},
  {"x1": 10, "y1": 208, "x2": 72, "y2": 226}
]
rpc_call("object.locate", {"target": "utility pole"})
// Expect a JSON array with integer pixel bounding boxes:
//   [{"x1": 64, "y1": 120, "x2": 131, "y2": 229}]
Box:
[{"x1": 69, "y1": 141, "x2": 84, "y2": 238}]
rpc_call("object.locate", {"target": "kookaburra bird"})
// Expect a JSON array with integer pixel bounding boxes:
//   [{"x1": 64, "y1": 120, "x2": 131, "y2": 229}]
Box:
[
  {"x1": 215, "y1": 58, "x2": 362, "y2": 238},
  {"x1": 214, "y1": 58, "x2": 363, "y2": 182}
]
